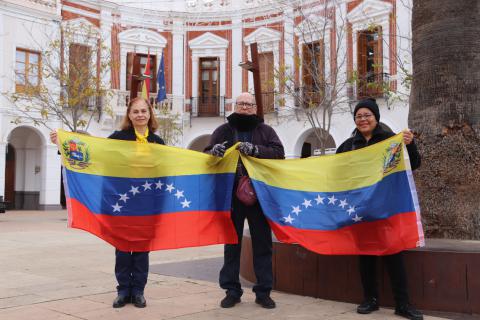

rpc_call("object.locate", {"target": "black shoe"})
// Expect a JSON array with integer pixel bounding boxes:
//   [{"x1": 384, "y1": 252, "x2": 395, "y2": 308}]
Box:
[
  {"x1": 357, "y1": 298, "x2": 379, "y2": 314},
  {"x1": 395, "y1": 304, "x2": 423, "y2": 320},
  {"x1": 112, "y1": 295, "x2": 129, "y2": 308},
  {"x1": 132, "y1": 294, "x2": 147, "y2": 308},
  {"x1": 220, "y1": 295, "x2": 241, "y2": 308},
  {"x1": 255, "y1": 296, "x2": 276, "y2": 309}
]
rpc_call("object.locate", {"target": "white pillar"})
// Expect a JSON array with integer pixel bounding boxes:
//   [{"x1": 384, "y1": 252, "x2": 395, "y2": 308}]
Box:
[
  {"x1": 283, "y1": 8, "x2": 295, "y2": 109},
  {"x1": 172, "y1": 20, "x2": 185, "y2": 114},
  {"x1": 191, "y1": 55, "x2": 199, "y2": 116},
  {"x1": 120, "y1": 48, "x2": 127, "y2": 91},
  {"x1": 335, "y1": 2, "x2": 348, "y2": 100},
  {"x1": 0, "y1": 142, "x2": 6, "y2": 198},
  {"x1": 39, "y1": 144, "x2": 62, "y2": 210},
  {"x1": 100, "y1": 9, "x2": 113, "y2": 88},
  {"x1": 231, "y1": 16, "x2": 243, "y2": 100}
]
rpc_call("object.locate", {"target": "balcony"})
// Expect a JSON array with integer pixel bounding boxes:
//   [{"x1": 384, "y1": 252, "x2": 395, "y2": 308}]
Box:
[
  {"x1": 356, "y1": 72, "x2": 390, "y2": 99},
  {"x1": 187, "y1": 96, "x2": 225, "y2": 117}
]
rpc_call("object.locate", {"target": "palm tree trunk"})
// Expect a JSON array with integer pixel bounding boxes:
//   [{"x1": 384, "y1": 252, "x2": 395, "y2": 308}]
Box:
[{"x1": 409, "y1": 0, "x2": 480, "y2": 239}]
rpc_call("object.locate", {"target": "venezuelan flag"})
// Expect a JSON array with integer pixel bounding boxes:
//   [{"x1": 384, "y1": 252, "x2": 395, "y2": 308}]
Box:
[
  {"x1": 241, "y1": 134, "x2": 424, "y2": 255},
  {"x1": 58, "y1": 130, "x2": 238, "y2": 252}
]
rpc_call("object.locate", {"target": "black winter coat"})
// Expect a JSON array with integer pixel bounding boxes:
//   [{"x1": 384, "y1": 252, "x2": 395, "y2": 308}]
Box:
[
  {"x1": 108, "y1": 127, "x2": 165, "y2": 145},
  {"x1": 204, "y1": 122, "x2": 284, "y2": 160},
  {"x1": 336, "y1": 125, "x2": 421, "y2": 170}
]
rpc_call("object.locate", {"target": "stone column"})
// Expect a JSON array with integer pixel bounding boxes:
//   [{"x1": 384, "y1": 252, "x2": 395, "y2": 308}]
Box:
[
  {"x1": 191, "y1": 55, "x2": 199, "y2": 116},
  {"x1": 231, "y1": 16, "x2": 243, "y2": 100},
  {"x1": 0, "y1": 142, "x2": 6, "y2": 198},
  {"x1": 39, "y1": 144, "x2": 62, "y2": 210},
  {"x1": 283, "y1": 8, "x2": 295, "y2": 110},
  {"x1": 172, "y1": 20, "x2": 185, "y2": 114},
  {"x1": 100, "y1": 9, "x2": 113, "y2": 89}
]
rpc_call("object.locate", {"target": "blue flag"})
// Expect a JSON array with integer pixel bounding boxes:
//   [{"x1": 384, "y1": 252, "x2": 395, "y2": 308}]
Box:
[{"x1": 156, "y1": 53, "x2": 167, "y2": 103}]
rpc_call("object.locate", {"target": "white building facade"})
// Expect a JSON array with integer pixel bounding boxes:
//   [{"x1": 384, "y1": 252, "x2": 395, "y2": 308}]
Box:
[{"x1": 0, "y1": 0, "x2": 413, "y2": 209}]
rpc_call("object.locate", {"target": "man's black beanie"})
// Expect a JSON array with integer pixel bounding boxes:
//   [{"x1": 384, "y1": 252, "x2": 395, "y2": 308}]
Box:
[{"x1": 353, "y1": 98, "x2": 380, "y2": 122}]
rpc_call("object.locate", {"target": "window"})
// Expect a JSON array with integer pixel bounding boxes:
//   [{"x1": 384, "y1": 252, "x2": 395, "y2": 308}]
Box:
[
  {"x1": 126, "y1": 53, "x2": 157, "y2": 93},
  {"x1": 302, "y1": 41, "x2": 325, "y2": 105},
  {"x1": 357, "y1": 27, "x2": 383, "y2": 98},
  {"x1": 15, "y1": 48, "x2": 41, "y2": 93},
  {"x1": 68, "y1": 44, "x2": 92, "y2": 107},
  {"x1": 258, "y1": 52, "x2": 275, "y2": 113}
]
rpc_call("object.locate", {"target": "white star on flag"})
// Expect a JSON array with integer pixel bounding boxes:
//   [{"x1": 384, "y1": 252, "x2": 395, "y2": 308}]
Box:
[
  {"x1": 347, "y1": 206, "x2": 356, "y2": 215},
  {"x1": 283, "y1": 214, "x2": 294, "y2": 224},
  {"x1": 291, "y1": 205, "x2": 302, "y2": 215},
  {"x1": 328, "y1": 195, "x2": 337, "y2": 205},
  {"x1": 339, "y1": 199, "x2": 348, "y2": 209},
  {"x1": 142, "y1": 181, "x2": 152, "y2": 191},
  {"x1": 118, "y1": 193, "x2": 129, "y2": 203},
  {"x1": 112, "y1": 203, "x2": 122, "y2": 212},
  {"x1": 129, "y1": 186, "x2": 140, "y2": 195},
  {"x1": 175, "y1": 190, "x2": 184, "y2": 199},
  {"x1": 352, "y1": 214, "x2": 363, "y2": 222},
  {"x1": 155, "y1": 180, "x2": 164, "y2": 190},
  {"x1": 181, "y1": 199, "x2": 191, "y2": 208},
  {"x1": 166, "y1": 183, "x2": 175, "y2": 193},
  {"x1": 302, "y1": 199, "x2": 312, "y2": 209},
  {"x1": 315, "y1": 195, "x2": 325, "y2": 205}
]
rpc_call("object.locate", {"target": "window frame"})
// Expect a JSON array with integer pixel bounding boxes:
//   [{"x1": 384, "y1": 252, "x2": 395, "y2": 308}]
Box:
[{"x1": 15, "y1": 48, "x2": 41, "y2": 93}]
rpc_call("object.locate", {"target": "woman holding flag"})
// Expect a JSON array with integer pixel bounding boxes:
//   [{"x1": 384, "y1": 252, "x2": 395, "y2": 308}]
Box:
[
  {"x1": 50, "y1": 97, "x2": 164, "y2": 309},
  {"x1": 107, "y1": 97, "x2": 164, "y2": 309},
  {"x1": 336, "y1": 98, "x2": 423, "y2": 320}
]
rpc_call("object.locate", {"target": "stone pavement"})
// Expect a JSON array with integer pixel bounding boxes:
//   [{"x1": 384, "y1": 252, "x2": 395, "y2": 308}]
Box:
[{"x1": 0, "y1": 211, "x2": 453, "y2": 320}]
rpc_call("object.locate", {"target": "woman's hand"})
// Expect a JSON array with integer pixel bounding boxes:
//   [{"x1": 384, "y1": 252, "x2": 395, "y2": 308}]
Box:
[
  {"x1": 50, "y1": 130, "x2": 58, "y2": 146},
  {"x1": 402, "y1": 129, "x2": 414, "y2": 145}
]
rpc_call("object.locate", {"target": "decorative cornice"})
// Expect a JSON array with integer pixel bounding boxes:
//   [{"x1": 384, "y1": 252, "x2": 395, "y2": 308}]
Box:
[
  {"x1": 347, "y1": 0, "x2": 392, "y2": 25},
  {"x1": 244, "y1": 27, "x2": 282, "y2": 46},
  {"x1": 188, "y1": 32, "x2": 229, "y2": 50},
  {"x1": 118, "y1": 28, "x2": 167, "y2": 48}
]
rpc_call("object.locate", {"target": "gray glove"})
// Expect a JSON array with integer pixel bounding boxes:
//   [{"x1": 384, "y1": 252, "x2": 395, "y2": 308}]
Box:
[
  {"x1": 211, "y1": 141, "x2": 227, "y2": 157},
  {"x1": 237, "y1": 142, "x2": 259, "y2": 157}
]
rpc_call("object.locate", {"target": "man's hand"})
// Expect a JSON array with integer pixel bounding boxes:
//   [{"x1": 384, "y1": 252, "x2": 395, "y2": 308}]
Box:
[
  {"x1": 237, "y1": 142, "x2": 259, "y2": 157},
  {"x1": 211, "y1": 141, "x2": 228, "y2": 157}
]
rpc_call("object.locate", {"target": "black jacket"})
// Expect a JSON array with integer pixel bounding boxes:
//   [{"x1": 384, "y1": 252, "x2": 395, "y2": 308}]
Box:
[
  {"x1": 204, "y1": 122, "x2": 284, "y2": 160},
  {"x1": 336, "y1": 125, "x2": 421, "y2": 170},
  {"x1": 108, "y1": 127, "x2": 165, "y2": 145}
]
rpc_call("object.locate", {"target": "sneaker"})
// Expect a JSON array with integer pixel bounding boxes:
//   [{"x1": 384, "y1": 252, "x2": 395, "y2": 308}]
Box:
[
  {"x1": 220, "y1": 295, "x2": 241, "y2": 308},
  {"x1": 357, "y1": 298, "x2": 379, "y2": 314},
  {"x1": 255, "y1": 296, "x2": 276, "y2": 309},
  {"x1": 395, "y1": 304, "x2": 423, "y2": 320},
  {"x1": 112, "y1": 295, "x2": 129, "y2": 308}
]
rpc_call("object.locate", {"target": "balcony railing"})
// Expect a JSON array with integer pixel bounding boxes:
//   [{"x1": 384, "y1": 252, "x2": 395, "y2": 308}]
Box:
[
  {"x1": 188, "y1": 96, "x2": 225, "y2": 117},
  {"x1": 253, "y1": 91, "x2": 277, "y2": 114},
  {"x1": 293, "y1": 87, "x2": 326, "y2": 109},
  {"x1": 116, "y1": 91, "x2": 172, "y2": 110},
  {"x1": 356, "y1": 72, "x2": 390, "y2": 99}
]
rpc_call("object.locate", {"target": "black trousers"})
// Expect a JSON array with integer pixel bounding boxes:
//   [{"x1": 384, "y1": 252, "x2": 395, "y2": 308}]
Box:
[
  {"x1": 115, "y1": 249, "x2": 149, "y2": 296},
  {"x1": 219, "y1": 195, "x2": 273, "y2": 299},
  {"x1": 359, "y1": 252, "x2": 409, "y2": 306}
]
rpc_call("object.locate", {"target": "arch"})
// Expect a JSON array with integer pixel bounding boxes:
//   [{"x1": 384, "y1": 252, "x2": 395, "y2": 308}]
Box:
[
  {"x1": 6, "y1": 126, "x2": 46, "y2": 210},
  {"x1": 293, "y1": 127, "x2": 336, "y2": 158},
  {"x1": 186, "y1": 134, "x2": 212, "y2": 152}
]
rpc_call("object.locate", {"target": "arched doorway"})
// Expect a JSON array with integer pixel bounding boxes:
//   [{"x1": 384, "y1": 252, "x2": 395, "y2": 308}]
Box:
[
  {"x1": 187, "y1": 134, "x2": 211, "y2": 152},
  {"x1": 298, "y1": 129, "x2": 336, "y2": 158},
  {"x1": 4, "y1": 144, "x2": 15, "y2": 209},
  {"x1": 7, "y1": 127, "x2": 44, "y2": 210}
]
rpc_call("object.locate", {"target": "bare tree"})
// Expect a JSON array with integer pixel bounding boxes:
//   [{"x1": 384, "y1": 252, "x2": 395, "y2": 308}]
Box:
[
  {"x1": 3, "y1": 20, "x2": 113, "y2": 132},
  {"x1": 267, "y1": 0, "x2": 351, "y2": 155}
]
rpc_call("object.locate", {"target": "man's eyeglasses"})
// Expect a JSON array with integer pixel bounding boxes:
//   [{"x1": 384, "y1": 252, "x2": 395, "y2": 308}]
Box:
[
  {"x1": 236, "y1": 102, "x2": 256, "y2": 108},
  {"x1": 355, "y1": 113, "x2": 374, "y2": 121}
]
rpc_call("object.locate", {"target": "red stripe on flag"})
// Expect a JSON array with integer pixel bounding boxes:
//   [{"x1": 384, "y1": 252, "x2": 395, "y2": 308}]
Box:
[
  {"x1": 269, "y1": 211, "x2": 420, "y2": 256},
  {"x1": 66, "y1": 198, "x2": 238, "y2": 252}
]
